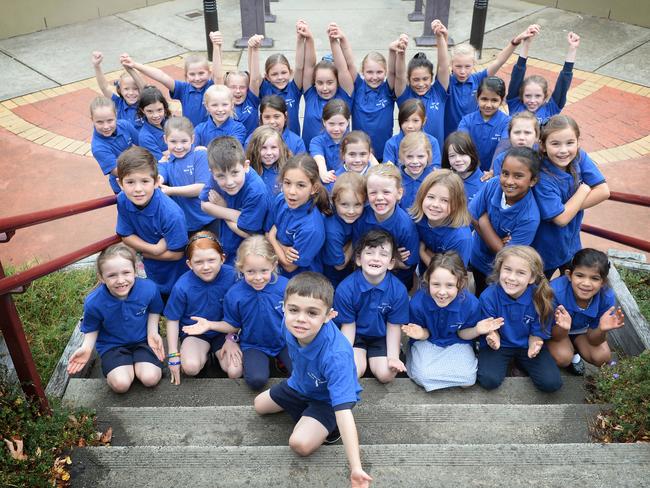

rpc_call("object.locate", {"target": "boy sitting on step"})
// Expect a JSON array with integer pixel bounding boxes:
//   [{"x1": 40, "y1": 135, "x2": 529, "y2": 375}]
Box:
[{"x1": 254, "y1": 272, "x2": 372, "y2": 487}]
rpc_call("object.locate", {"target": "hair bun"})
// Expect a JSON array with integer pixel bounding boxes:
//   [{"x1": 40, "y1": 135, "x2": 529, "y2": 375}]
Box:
[{"x1": 414, "y1": 52, "x2": 428, "y2": 60}]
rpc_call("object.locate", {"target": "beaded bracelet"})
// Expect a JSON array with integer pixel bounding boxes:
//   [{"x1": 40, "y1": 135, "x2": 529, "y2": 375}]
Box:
[
  {"x1": 168, "y1": 352, "x2": 181, "y2": 358},
  {"x1": 168, "y1": 360, "x2": 181, "y2": 366}
]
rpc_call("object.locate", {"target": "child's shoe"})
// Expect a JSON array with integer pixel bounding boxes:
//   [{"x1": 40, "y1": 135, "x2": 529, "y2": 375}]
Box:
[
  {"x1": 323, "y1": 428, "x2": 341, "y2": 445},
  {"x1": 567, "y1": 356, "x2": 585, "y2": 376}
]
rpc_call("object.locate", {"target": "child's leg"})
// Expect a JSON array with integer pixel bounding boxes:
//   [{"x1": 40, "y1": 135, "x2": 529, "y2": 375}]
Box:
[
  {"x1": 180, "y1": 337, "x2": 211, "y2": 376},
  {"x1": 106, "y1": 365, "x2": 136, "y2": 393},
  {"x1": 368, "y1": 357, "x2": 397, "y2": 384},
  {"x1": 253, "y1": 389, "x2": 285, "y2": 415},
  {"x1": 477, "y1": 347, "x2": 512, "y2": 390},
  {"x1": 573, "y1": 334, "x2": 612, "y2": 367},
  {"x1": 216, "y1": 336, "x2": 244, "y2": 379},
  {"x1": 288, "y1": 416, "x2": 330, "y2": 457},
  {"x1": 243, "y1": 348, "x2": 271, "y2": 390},
  {"x1": 353, "y1": 348, "x2": 368, "y2": 378},
  {"x1": 516, "y1": 347, "x2": 563, "y2": 393},
  {"x1": 134, "y1": 362, "x2": 162, "y2": 387},
  {"x1": 547, "y1": 335, "x2": 575, "y2": 368}
]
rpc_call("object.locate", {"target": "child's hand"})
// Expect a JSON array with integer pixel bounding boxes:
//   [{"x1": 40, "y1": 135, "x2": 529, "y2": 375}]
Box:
[
  {"x1": 327, "y1": 23, "x2": 343, "y2": 40},
  {"x1": 350, "y1": 467, "x2": 373, "y2": 488},
  {"x1": 219, "y1": 340, "x2": 242, "y2": 367},
  {"x1": 169, "y1": 362, "x2": 181, "y2": 385},
  {"x1": 284, "y1": 246, "x2": 300, "y2": 264},
  {"x1": 248, "y1": 34, "x2": 264, "y2": 49},
  {"x1": 67, "y1": 347, "x2": 92, "y2": 374},
  {"x1": 402, "y1": 323, "x2": 428, "y2": 340},
  {"x1": 398, "y1": 246, "x2": 410, "y2": 263},
  {"x1": 554, "y1": 305, "x2": 572, "y2": 331},
  {"x1": 209, "y1": 31, "x2": 224, "y2": 46},
  {"x1": 527, "y1": 335, "x2": 544, "y2": 358},
  {"x1": 431, "y1": 20, "x2": 448, "y2": 40},
  {"x1": 148, "y1": 333, "x2": 166, "y2": 362},
  {"x1": 387, "y1": 357, "x2": 407, "y2": 374},
  {"x1": 296, "y1": 20, "x2": 312, "y2": 39},
  {"x1": 152, "y1": 237, "x2": 168, "y2": 255},
  {"x1": 208, "y1": 189, "x2": 226, "y2": 207},
  {"x1": 119, "y1": 53, "x2": 135, "y2": 69},
  {"x1": 599, "y1": 306, "x2": 625, "y2": 331},
  {"x1": 486, "y1": 330, "x2": 501, "y2": 350},
  {"x1": 475, "y1": 317, "x2": 504, "y2": 335},
  {"x1": 480, "y1": 170, "x2": 493, "y2": 181},
  {"x1": 320, "y1": 169, "x2": 337, "y2": 184},
  {"x1": 501, "y1": 234, "x2": 512, "y2": 246},
  {"x1": 92, "y1": 51, "x2": 103, "y2": 67},
  {"x1": 183, "y1": 316, "x2": 212, "y2": 336},
  {"x1": 159, "y1": 150, "x2": 170, "y2": 162},
  {"x1": 567, "y1": 31, "x2": 580, "y2": 49},
  {"x1": 516, "y1": 24, "x2": 540, "y2": 44}
]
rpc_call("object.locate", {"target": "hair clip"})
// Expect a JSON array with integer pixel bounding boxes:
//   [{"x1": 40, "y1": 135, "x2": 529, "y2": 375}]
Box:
[{"x1": 321, "y1": 53, "x2": 334, "y2": 63}]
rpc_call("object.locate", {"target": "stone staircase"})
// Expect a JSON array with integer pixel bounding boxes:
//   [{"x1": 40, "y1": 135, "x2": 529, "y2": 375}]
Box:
[{"x1": 63, "y1": 374, "x2": 650, "y2": 487}]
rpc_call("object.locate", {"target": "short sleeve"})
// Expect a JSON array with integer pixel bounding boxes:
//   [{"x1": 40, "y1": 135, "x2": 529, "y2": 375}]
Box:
[
  {"x1": 92, "y1": 146, "x2": 118, "y2": 175},
  {"x1": 116, "y1": 197, "x2": 136, "y2": 237},
  {"x1": 147, "y1": 284, "x2": 164, "y2": 314},
  {"x1": 163, "y1": 283, "x2": 187, "y2": 321},
  {"x1": 222, "y1": 289, "x2": 243, "y2": 329},
  {"x1": 468, "y1": 182, "x2": 490, "y2": 220},
  {"x1": 533, "y1": 177, "x2": 565, "y2": 221},
  {"x1": 323, "y1": 354, "x2": 359, "y2": 408},
  {"x1": 309, "y1": 135, "x2": 326, "y2": 157},
  {"x1": 323, "y1": 219, "x2": 348, "y2": 266},
  {"x1": 193, "y1": 151, "x2": 212, "y2": 184},
  {"x1": 579, "y1": 151, "x2": 606, "y2": 187},
  {"x1": 408, "y1": 293, "x2": 427, "y2": 327},
  {"x1": 460, "y1": 295, "x2": 481, "y2": 330},
  {"x1": 333, "y1": 283, "x2": 357, "y2": 325},
  {"x1": 292, "y1": 215, "x2": 325, "y2": 267},
  {"x1": 161, "y1": 201, "x2": 189, "y2": 250},
  {"x1": 80, "y1": 297, "x2": 103, "y2": 333},
  {"x1": 382, "y1": 139, "x2": 397, "y2": 163},
  {"x1": 236, "y1": 184, "x2": 269, "y2": 234},
  {"x1": 479, "y1": 287, "x2": 498, "y2": 319},
  {"x1": 170, "y1": 80, "x2": 187, "y2": 100}
]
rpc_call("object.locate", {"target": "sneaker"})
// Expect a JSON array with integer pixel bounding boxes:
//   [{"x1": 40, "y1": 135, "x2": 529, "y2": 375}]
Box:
[
  {"x1": 567, "y1": 357, "x2": 586, "y2": 376},
  {"x1": 323, "y1": 429, "x2": 341, "y2": 445}
]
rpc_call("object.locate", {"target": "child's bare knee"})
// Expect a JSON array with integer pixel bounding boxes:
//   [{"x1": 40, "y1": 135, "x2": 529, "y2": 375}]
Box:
[
  {"x1": 289, "y1": 434, "x2": 317, "y2": 457},
  {"x1": 182, "y1": 358, "x2": 204, "y2": 376},
  {"x1": 108, "y1": 375, "x2": 133, "y2": 393},
  {"x1": 139, "y1": 369, "x2": 161, "y2": 387},
  {"x1": 374, "y1": 369, "x2": 396, "y2": 384}
]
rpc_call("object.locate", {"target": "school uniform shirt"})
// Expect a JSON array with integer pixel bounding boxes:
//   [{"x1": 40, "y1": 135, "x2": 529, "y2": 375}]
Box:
[
  {"x1": 506, "y1": 57, "x2": 574, "y2": 124},
  {"x1": 138, "y1": 120, "x2": 167, "y2": 161},
  {"x1": 260, "y1": 79, "x2": 303, "y2": 136},
  {"x1": 397, "y1": 80, "x2": 449, "y2": 157},
  {"x1": 81, "y1": 278, "x2": 163, "y2": 356},
  {"x1": 444, "y1": 69, "x2": 488, "y2": 137},
  {"x1": 352, "y1": 75, "x2": 395, "y2": 158},
  {"x1": 285, "y1": 319, "x2": 362, "y2": 408},
  {"x1": 479, "y1": 283, "x2": 551, "y2": 349},
  {"x1": 415, "y1": 220, "x2": 473, "y2": 267},
  {"x1": 551, "y1": 275, "x2": 616, "y2": 335},
  {"x1": 266, "y1": 193, "x2": 325, "y2": 277},
  {"x1": 194, "y1": 116, "x2": 247, "y2": 147},
  {"x1": 492, "y1": 143, "x2": 540, "y2": 175},
  {"x1": 171, "y1": 79, "x2": 214, "y2": 127},
  {"x1": 532, "y1": 150, "x2": 606, "y2": 271},
  {"x1": 199, "y1": 168, "x2": 270, "y2": 265},
  {"x1": 111, "y1": 93, "x2": 143, "y2": 130},
  {"x1": 458, "y1": 110, "x2": 510, "y2": 171},
  {"x1": 223, "y1": 276, "x2": 288, "y2": 356},
  {"x1": 469, "y1": 178, "x2": 540, "y2": 276},
  {"x1": 325, "y1": 164, "x2": 371, "y2": 193},
  {"x1": 91, "y1": 119, "x2": 139, "y2": 194},
  {"x1": 334, "y1": 269, "x2": 409, "y2": 337},
  {"x1": 322, "y1": 213, "x2": 353, "y2": 286},
  {"x1": 235, "y1": 91, "x2": 260, "y2": 138},
  {"x1": 461, "y1": 168, "x2": 486, "y2": 204},
  {"x1": 409, "y1": 288, "x2": 480, "y2": 347},
  {"x1": 158, "y1": 150, "x2": 214, "y2": 232},
  {"x1": 301, "y1": 86, "x2": 353, "y2": 149},
  {"x1": 260, "y1": 164, "x2": 282, "y2": 196},
  {"x1": 309, "y1": 132, "x2": 344, "y2": 171},
  {"x1": 399, "y1": 165, "x2": 433, "y2": 211},
  {"x1": 116, "y1": 188, "x2": 189, "y2": 295},
  {"x1": 382, "y1": 131, "x2": 442, "y2": 167},
  {"x1": 164, "y1": 265, "x2": 237, "y2": 339}
]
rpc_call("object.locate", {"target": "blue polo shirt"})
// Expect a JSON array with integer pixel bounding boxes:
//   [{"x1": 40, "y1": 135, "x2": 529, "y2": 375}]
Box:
[
  {"x1": 285, "y1": 319, "x2": 361, "y2": 408},
  {"x1": 399, "y1": 164, "x2": 433, "y2": 211},
  {"x1": 551, "y1": 275, "x2": 616, "y2": 335},
  {"x1": 195, "y1": 116, "x2": 247, "y2": 146},
  {"x1": 458, "y1": 110, "x2": 510, "y2": 171},
  {"x1": 164, "y1": 265, "x2": 237, "y2": 339},
  {"x1": 310, "y1": 132, "x2": 344, "y2": 171},
  {"x1": 260, "y1": 79, "x2": 303, "y2": 136},
  {"x1": 81, "y1": 278, "x2": 163, "y2": 356},
  {"x1": 158, "y1": 150, "x2": 214, "y2": 232},
  {"x1": 267, "y1": 193, "x2": 325, "y2": 277},
  {"x1": 444, "y1": 69, "x2": 488, "y2": 137},
  {"x1": 334, "y1": 269, "x2": 409, "y2": 337},
  {"x1": 301, "y1": 86, "x2": 352, "y2": 149},
  {"x1": 382, "y1": 130, "x2": 441, "y2": 167},
  {"x1": 532, "y1": 150, "x2": 605, "y2": 271},
  {"x1": 91, "y1": 119, "x2": 139, "y2": 194},
  {"x1": 111, "y1": 93, "x2": 143, "y2": 130},
  {"x1": 235, "y1": 91, "x2": 260, "y2": 138},
  {"x1": 324, "y1": 163, "x2": 371, "y2": 193},
  {"x1": 259, "y1": 164, "x2": 282, "y2": 196},
  {"x1": 244, "y1": 127, "x2": 306, "y2": 156},
  {"x1": 138, "y1": 120, "x2": 167, "y2": 161},
  {"x1": 199, "y1": 168, "x2": 269, "y2": 265},
  {"x1": 171, "y1": 79, "x2": 214, "y2": 127},
  {"x1": 461, "y1": 168, "x2": 486, "y2": 204},
  {"x1": 322, "y1": 213, "x2": 354, "y2": 287},
  {"x1": 415, "y1": 220, "x2": 473, "y2": 266},
  {"x1": 397, "y1": 80, "x2": 448, "y2": 157},
  {"x1": 492, "y1": 143, "x2": 540, "y2": 175},
  {"x1": 469, "y1": 178, "x2": 540, "y2": 275},
  {"x1": 409, "y1": 288, "x2": 480, "y2": 347},
  {"x1": 223, "y1": 276, "x2": 288, "y2": 356},
  {"x1": 352, "y1": 75, "x2": 395, "y2": 158},
  {"x1": 116, "y1": 189, "x2": 189, "y2": 295},
  {"x1": 479, "y1": 284, "x2": 551, "y2": 349}
]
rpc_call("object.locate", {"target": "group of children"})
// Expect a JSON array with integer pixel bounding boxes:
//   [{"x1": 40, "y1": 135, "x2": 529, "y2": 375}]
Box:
[{"x1": 73, "y1": 19, "x2": 627, "y2": 487}]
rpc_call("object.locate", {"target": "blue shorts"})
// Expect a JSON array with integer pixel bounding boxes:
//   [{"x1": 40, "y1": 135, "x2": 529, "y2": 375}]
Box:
[
  {"x1": 269, "y1": 380, "x2": 338, "y2": 433},
  {"x1": 181, "y1": 332, "x2": 226, "y2": 354},
  {"x1": 353, "y1": 334, "x2": 387, "y2": 358},
  {"x1": 100, "y1": 342, "x2": 162, "y2": 376}
]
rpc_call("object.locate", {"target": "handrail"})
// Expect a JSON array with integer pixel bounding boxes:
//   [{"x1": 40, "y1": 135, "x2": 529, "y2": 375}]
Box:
[
  {"x1": 608, "y1": 191, "x2": 650, "y2": 208},
  {"x1": 581, "y1": 224, "x2": 650, "y2": 253}
]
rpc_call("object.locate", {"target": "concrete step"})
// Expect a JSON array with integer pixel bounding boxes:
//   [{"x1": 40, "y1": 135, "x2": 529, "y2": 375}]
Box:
[
  {"x1": 97, "y1": 403, "x2": 600, "y2": 446},
  {"x1": 63, "y1": 376, "x2": 587, "y2": 408},
  {"x1": 70, "y1": 443, "x2": 650, "y2": 487}
]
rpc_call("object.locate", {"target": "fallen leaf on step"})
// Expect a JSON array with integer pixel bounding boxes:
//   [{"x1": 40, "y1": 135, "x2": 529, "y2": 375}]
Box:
[{"x1": 99, "y1": 426, "x2": 113, "y2": 445}]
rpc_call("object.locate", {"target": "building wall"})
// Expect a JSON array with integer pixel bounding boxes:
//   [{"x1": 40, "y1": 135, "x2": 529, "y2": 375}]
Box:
[{"x1": 528, "y1": 0, "x2": 650, "y2": 28}]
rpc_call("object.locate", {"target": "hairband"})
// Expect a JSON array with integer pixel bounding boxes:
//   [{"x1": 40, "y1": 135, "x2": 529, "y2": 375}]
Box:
[{"x1": 189, "y1": 233, "x2": 220, "y2": 244}]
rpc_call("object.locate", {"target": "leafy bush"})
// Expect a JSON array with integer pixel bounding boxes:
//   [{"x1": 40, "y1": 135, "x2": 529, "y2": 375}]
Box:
[{"x1": 619, "y1": 268, "x2": 650, "y2": 323}]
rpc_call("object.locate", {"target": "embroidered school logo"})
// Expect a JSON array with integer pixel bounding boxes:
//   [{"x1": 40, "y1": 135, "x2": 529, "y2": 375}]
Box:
[
  {"x1": 377, "y1": 302, "x2": 392, "y2": 314},
  {"x1": 242, "y1": 105, "x2": 253, "y2": 115},
  {"x1": 285, "y1": 228, "x2": 296, "y2": 240},
  {"x1": 429, "y1": 101, "x2": 440, "y2": 111},
  {"x1": 274, "y1": 300, "x2": 283, "y2": 312},
  {"x1": 135, "y1": 307, "x2": 147, "y2": 317},
  {"x1": 286, "y1": 98, "x2": 295, "y2": 108},
  {"x1": 183, "y1": 166, "x2": 194, "y2": 177},
  {"x1": 308, "y1": 372, "x2": 328, "y2": 387},
  {"x1": 376, "y1": 98, "x2": 389, "y2": 108},
  {"x1": 523, "y1": 315, "x2": 536, "y2": 328}
]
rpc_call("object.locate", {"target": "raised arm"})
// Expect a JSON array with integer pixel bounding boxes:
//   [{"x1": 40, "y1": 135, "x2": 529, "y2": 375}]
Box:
[
  {"x1": 119, "y1": 53, "x2": 146, "y2": 92},
  {"x1": 393, "y1": 34, "x2": 409, "y2": 97},
  {"x1": 247, "y1": 34, "x2": 264, "y2": 96},
  {"x1": 299, "y1": 21, "x2": 317, "y2": 90},
  {"x1": 337, "y1": 26, "x2": 358, "y2": 81},
  {"x1": 92, "y1": 51, "x2": 114, "y2": 98},
  {"x1": 128, "y1": 56, "x2": 176, "y2": 92},
  {"x1": 293, "y1": 21, "x2": 307, "y2": 90},
  {"x1": 506, "y1": 31, "x2": 537, "y2": 102},
  {"x1": 328, "y1": 23, "x2": 354, "y2": 96},
  {"x1": 486, "y1": 24, "x2": 540, "y2": 76},
  {"x1": 209, "y1": 31, "x2": 225, "y2": 84},
  {"x1": 551, "y1": 32, "x2": 580, "y2": 109},
  {"x1": 431, "y1": 20, "x2": 450, "y2": 90}
]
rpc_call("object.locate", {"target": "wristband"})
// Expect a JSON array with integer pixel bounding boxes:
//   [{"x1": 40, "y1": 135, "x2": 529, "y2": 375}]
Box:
[
  {"x1": 511, "y1": 37, "x2": 522, "y2": 46},
  {"x1": 168, "y1": 352, "x2": 180, "y2": 358},
  {"x1": 168, "y1": 360, "x2": 181, "y2": 366},
  {"x1": 226, "y1": 333, "x2": 239, "y2": 343}
]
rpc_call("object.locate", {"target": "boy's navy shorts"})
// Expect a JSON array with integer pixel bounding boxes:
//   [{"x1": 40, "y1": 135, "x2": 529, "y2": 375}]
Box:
[
  {"x1": 100, "y1": 341, "x2": 162, "y2": 376},
  {"x1": 181, "y1": 332, "x2": 226, "y2": 354},
  {"x1": 269, "y1": 380, "x2": 337, "y2": 433},
  {"x1": 353, "y1": 334, "x2": 387, "y2": 358}
]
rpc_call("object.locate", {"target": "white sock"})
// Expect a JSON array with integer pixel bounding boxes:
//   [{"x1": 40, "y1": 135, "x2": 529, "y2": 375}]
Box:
[{"x1": 571, "y1": 353, "x2": 582, "y2": 364}]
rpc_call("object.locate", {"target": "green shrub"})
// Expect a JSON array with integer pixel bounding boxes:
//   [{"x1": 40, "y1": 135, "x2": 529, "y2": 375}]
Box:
[
  {"x1": 589, "y1": 351, "x2": 650, "y2": 442},
  {"x1": 619, "y1": 268, "x2": 650, "y2": 323}
]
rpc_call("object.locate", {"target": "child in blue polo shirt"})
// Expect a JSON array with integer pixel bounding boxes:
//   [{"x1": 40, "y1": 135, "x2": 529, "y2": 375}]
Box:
[
  {"x1": 92, "y1": 51, "x2": 144, "y2": 130},
  {"x1": 383, "y1": 99, "x2": 441, "y2": 166},
  {"x1": 403, "y1": 252, "x2": 503, "y2": 391},
  {"x1": 246, "y1": 125, "x2": 291, "y2": 196},
  {"x1": 199, "y1": 136, "x2": 269, "y2": 265},
  {"x1": 115, "y1": 146, "x2": 189, "y2": 299},
  {"x1": 335, "y1": 230, "x2": 409, "y2": 384},
  {"x1": 254, "y1": 272, "x2": 371, "y2": 486},
  {"x1": 532, "y1": 115, "x2": 609, "y2": 278},
  {"x1": 194, "y1": 85, "x2": 247, "y2": 146},
  {"x1": 469, "y1": 147, "x2": 541, "y2": 296},
  {"x1": 410, "y1": 169, "x2": 473, "y2": 268},
  {"x1": 397, "y1": 132, "x2": 438, "y2": 211},
  {"x1": 491, "y1": 111, "x2": 540, "y2": 177},
  {"x1": 158, "y1": 117, "x2": 217, "y2": 233},
  {"x1": 90, "y1": 97, "x2": 139, "y2": 194},
  {"x1": 137, "y1": 86, "x2": 172, "y2": 161},
  {"x1": 249, "y1": 95, "x2": 306, "y2": 155},
  {"x1": 476, "y1": 246, "x2": 562, "y2": 393},
  {"x1": 310, "y1": 99, "x2": 350, "y2": 183},
  {"x1": 67, "y1": 244, "x2": 165, "y2": 393},
  {"x1": 442, "y1": 131, "x2": 486, "y2": 204},
  {"x1": 548, "y1": 248, "x2": 624, "y2": 375},
  {"x1": 324, "y1": 131, "x2": 375, "y2": 193},
  {"x1": 266, "y1": 154, "x2": 331, "y2": 277},
  {"x1": 164, "y1": 232, "x2": 239, "y2": 384}
]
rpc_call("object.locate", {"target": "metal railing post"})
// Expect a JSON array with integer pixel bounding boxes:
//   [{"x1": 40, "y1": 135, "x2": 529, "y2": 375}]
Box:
[
  {"x1": 408, "y1": 0, "x2": 424, "y2": 21},
  {"x1": 235, "y1": 0, "x2": 274, "y2": 48},
  {"x1": 469, "y1": 0, "x2": 489, "y2": 59},
  {"x1": 203, "y1": 0, "x2": 220, "y2": 61},
  {"x1": 415, "y1": 0, "x2": 454, "y2": 47}
]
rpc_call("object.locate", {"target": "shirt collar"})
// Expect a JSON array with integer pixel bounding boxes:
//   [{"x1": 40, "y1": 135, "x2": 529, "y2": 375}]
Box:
[
  {"x1": 123, "y1": 187, "x2": 162, "y2": 216},
  {"x1": 497, "y1": 283, "x2": 534, "y2": 305},
  {"x1": 354, "y1": 269, "x2": 390, "y2": 293}
]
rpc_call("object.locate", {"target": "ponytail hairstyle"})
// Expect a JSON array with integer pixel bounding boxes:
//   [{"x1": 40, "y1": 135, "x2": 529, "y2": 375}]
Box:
[
  {"x1": 279, "y1": 154, "x2": 333, "y2": 216},
  {"x1": 490, "y1": 246, "x2": 554, "y2": 330},
  {"x1": 477, "y1": 76, "x2": 506, "y2": 100},
  {"x1": 540, "y1": 114, "x2": 581, "y2": 189},
  {"x1": 138, "y1": 85, "x2": 171, "y2": 120},
  {"x1": 407, "y1": 52, "x2": 434, "y2": 79},
  {"x1": 503, "y1": 146, "x2": 541, "y2": 181},
  {"x1": 361, "y1": 51, "x2": 388, "y2": 73},
  {"x1": 423, "y1": 251, "x2": 468, "y2": 293},
  {"x1": 264, "y1": 53, "x2": 292, "y2": 76},
  {"x1": 509, "y1": 111, "x2": 540, "y2": 139},
  {"x1": 246, "y1": 125, "x2": 290, "y2": 175},
  {"x1": 235, "y1": 234, "x2": 279, "y2": 284},
  {"x1": 89, "y1": 96, "x2": 116, "y2": 118},
  {"x1": 186, "y1": 231, "x2": 226, "y2": 262},
  {"x1": 259, "y1": 95, "x2": 289, "y2": 131}
]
